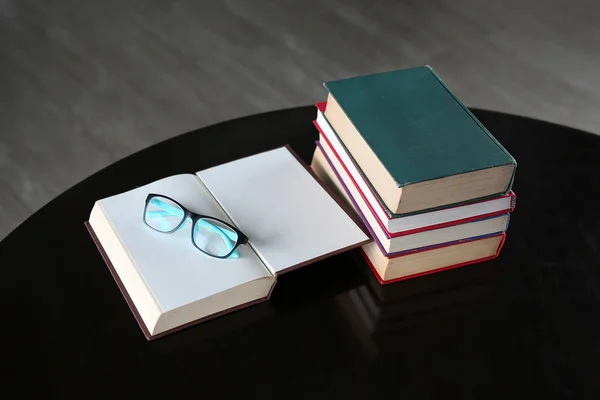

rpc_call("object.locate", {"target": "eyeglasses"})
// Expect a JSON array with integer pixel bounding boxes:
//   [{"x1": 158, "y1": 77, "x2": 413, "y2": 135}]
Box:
[{"x1": 143, "y1": 193, "x2": 248, "y2": 259}]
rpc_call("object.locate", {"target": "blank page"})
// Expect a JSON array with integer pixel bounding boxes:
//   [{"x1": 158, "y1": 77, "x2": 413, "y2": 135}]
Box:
[
  {"x1": 98, "y1": 174, "x2": 272, "y2": 313},
  {"x1": 197, "y1": 147, "x2": 369, "y2": 275}
]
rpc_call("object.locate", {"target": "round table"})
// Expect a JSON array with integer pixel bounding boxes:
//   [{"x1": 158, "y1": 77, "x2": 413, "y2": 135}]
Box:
[{"x1": 2, "y1": 107, "x2": 599, "y2": 398}]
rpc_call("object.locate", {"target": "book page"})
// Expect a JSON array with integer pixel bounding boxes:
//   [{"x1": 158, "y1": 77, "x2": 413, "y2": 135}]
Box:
[
  {"x1": 97, "y1": 174, "x2": 273, "y2": 313},
  {"x1": 197, "y1": 147, "x2": 369, "y2": 275}
]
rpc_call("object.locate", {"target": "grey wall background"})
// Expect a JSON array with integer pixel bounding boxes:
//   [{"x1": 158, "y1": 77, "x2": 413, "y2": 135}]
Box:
[{"x1": 1, "y1": 0, "x2": 599, "y2": 240}]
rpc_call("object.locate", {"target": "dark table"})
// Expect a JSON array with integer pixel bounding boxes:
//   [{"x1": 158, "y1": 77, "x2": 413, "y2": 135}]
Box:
[{"x1": 2, "y1": 107, "x2": 600, "y2": 398}]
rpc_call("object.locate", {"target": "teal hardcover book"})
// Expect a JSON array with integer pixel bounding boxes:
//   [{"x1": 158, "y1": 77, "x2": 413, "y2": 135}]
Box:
[{"x1": 323, "y1": 65, "x2": 516, "y2": 214}]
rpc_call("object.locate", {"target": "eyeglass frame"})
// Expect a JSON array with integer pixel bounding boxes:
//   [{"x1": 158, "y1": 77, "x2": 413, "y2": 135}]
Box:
[{"x1": 142, "y1": 193, "x2": 248, "y2": 259}]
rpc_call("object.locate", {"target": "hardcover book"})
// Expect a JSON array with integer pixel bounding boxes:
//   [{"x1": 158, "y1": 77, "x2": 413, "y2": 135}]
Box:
[
  {"x1": 315, "y1": 138, "x2": 510, "y2": 256},
  {"x1": 86, "y1": 146, "x2": 369, "y2": 340},
  {"x1": 310, "y1": 145, "x2": 506, "y2": 284},
  {"x1": 322, "y1": 66, "x2": 517, "y2": 214},
  {"x1": 314, "y1": 102, "x2": 516, "y2": 234}
]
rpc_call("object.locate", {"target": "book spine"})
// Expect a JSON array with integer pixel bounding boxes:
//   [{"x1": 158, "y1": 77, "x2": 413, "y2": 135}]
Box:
[{"x1": 510, "y1": 191, "x2": 517, "y2": 211}]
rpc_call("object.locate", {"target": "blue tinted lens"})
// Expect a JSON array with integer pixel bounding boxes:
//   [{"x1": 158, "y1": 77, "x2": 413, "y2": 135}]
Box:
[
  {"x1": 144, "y1": 196, "x2": 185, "y2": 232},
  {"x1": 193, "y1": 218, "x2": 239, "y2": 258}
]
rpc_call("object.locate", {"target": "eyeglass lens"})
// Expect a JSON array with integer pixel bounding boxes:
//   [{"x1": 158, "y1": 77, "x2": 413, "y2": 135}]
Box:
[
  {"x1": 144, "y1": 196, "x2": 185, "y2": 232},
  {"x1": 193, "y1": 218, "x2": 240, "y2": 258}
]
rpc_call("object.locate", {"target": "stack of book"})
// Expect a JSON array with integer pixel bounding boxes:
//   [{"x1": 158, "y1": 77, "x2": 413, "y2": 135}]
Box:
[{"x1": 310, "y1": 66, "x2": 517, "y2": 284}]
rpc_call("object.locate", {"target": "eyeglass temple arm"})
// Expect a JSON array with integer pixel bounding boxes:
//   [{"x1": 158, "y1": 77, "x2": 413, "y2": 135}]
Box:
[{"x1": 148, "y1": 198, "x2": 241, "y2": 256}]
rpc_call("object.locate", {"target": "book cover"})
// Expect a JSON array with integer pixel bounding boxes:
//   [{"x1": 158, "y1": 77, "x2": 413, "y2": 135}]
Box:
[
  {"x1": 314, "y1": 102, "x2": 516, "y2": 232},
  {"x1": 322, "y1": 66, "x2": 517, "y2": 214},
  {"x1": 86, "y1": 146, "x2": 369, "y2": 340},
  {"x1": 323, "y1": 65, "x2": 516, "y2": 186}
]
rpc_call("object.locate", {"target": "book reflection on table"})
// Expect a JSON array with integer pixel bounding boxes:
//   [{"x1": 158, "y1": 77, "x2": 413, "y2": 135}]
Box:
[
  {"x1": 153, "y1": 301, "x2": 277, "y2": 354},
  {"x1": 337, "y1": 251, "x2": 496, "y2": 359}
]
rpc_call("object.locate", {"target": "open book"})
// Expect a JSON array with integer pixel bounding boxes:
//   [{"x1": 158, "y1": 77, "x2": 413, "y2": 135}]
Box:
[{"x1": 86, "y1": 146, "x2": 369, "y2": 340}]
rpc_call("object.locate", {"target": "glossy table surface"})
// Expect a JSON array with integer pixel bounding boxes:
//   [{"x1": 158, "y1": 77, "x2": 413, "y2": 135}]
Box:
[{"x1": 2, "y1": 107, "x2": 599, "y2": 398}]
